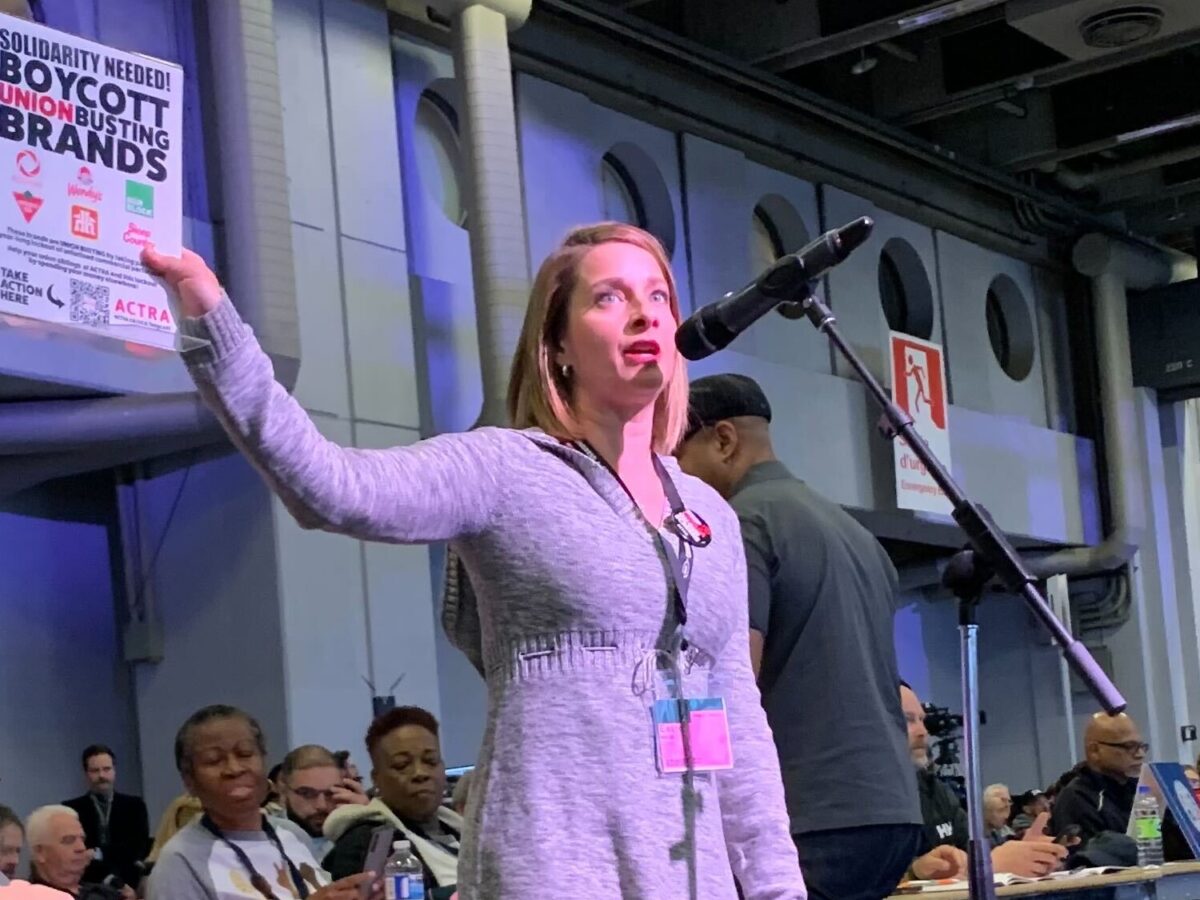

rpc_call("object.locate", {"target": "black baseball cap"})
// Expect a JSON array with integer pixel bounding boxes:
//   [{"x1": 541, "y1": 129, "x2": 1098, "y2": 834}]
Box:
[{"x1": 685, "y1": 374, "x2": 772, "y2": 442}]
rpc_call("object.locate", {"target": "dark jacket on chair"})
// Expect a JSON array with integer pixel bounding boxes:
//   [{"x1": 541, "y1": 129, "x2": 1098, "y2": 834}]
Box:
[{"x1": 63, "y1": 792, "x2": 151, "y2": 887}]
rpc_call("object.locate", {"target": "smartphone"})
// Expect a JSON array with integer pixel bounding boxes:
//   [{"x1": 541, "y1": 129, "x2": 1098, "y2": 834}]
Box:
[
  {"x1": 1054, "y1": 824, "x2": 1082, "y2": 846},
  {"x1": 359, "y1": 825, "x2": 395, "y2": 899}
]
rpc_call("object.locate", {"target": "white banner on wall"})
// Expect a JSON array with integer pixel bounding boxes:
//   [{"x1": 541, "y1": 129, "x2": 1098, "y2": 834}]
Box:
[
  {"x1": 890, "y1": 331, "x2": 953, "y2": 516},
  {"x1": 0, "y1": 13, "x2": 183, "y2": 350}
]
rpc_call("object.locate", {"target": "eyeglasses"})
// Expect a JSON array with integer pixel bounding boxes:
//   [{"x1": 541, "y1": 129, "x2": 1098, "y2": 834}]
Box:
[
  {"x1": 1099, "y1": 740, "x2": 1150, "y2": 754},
  {"x1": 290, "y1": 787, "x2": 338, "y2": 802}
]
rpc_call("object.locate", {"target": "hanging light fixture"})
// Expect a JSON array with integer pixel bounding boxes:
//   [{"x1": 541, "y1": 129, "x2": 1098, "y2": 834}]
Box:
[{"x1": 851, "y1": 48, "x2": 878, "y2": 75}]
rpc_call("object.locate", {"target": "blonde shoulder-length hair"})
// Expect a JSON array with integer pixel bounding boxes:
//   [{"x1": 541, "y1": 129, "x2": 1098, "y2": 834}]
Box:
[{"x1": 506, "y1": 222, "x2": 689, "y2": 454}]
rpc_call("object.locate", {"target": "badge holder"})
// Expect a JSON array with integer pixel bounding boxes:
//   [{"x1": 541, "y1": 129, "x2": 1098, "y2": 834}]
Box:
[{"x1": 641, "y1": 650, "x2": 734, "y2": 776}]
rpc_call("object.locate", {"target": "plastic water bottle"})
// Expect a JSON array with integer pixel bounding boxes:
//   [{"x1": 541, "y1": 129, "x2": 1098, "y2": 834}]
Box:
[
  {"x1": 383, "y1": 840, "x2": 425, "y2": 899},
  {"x1": 1133, "y1": 785, "x2": 1163, "y2": 867}
]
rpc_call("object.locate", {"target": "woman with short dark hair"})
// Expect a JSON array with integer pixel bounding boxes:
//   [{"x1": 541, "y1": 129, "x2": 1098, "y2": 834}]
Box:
[{"x1": 147, "y1": 705, "x2": 381, "y2": 900}]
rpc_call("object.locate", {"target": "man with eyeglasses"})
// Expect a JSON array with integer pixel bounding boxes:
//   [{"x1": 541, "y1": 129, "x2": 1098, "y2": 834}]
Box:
[
  {"x1": 278, "y1": 745, "x2": 368, "y2": 858},
  {"x1": 1050, "y1": 712, "x2": 1148, "y2": 845}
]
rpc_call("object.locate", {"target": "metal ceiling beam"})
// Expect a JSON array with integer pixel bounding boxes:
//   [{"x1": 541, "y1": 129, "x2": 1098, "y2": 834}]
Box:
[
  {"x1": 753, "y1": 0, "x2": 1008, "y2": 71},
  {"x1": 1057, "y1": 144, "x2": 1200, "y2": 191},
  {"x1": 1107, "y1": 176, "x2": 1200, "y2": 214},
  {"x1": 894, "y1": 27, "x2": 1200, "y2": 126},
  {"x1": 1003, "y1": 110, "x2": 1200, "y2": 172},
  {"x1": 1127, "y1": 190, "x2": 1200, "y2": 235}
]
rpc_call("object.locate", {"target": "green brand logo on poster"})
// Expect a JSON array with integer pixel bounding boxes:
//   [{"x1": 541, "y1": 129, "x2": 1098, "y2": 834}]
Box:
[{"x1": 125, "y1": 180, "x2": 154, "y2": 217}]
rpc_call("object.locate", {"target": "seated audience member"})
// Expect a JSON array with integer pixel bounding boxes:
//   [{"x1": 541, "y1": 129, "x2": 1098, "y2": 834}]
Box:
[
  {"x1": 63, "y1": 746, "x2": 150, "y2": 889},
  {"x1": 1009, "y1": 790, "x2": 1050, "y2": 837},
  {"x1": 147, "y1": 704, "x2": 381, "y2": 900},
  {"x1": 983, "y1": 785, "x2": 1015, "y2": 847},
  {"x1": 1049, "y1": 712, "x2": 1146, "y2": 846},
  {"x1": 146, "y1": 794, "x2": 203, "y2": 866},
  {"x1": 324, "y1": 708, "x2": 461, "y2": 892},
  {"x1": 279, "y1": 746, "x2": 368, "y2": 859},
  {"x1": 26, "y1": 806, "x2": 129, "y2": 900},
  {"x1": 1, "y1": 806, "x2": 23, "y2": 882},
  {"x1": 900, "y1": 684, "x2": 1067, "y2": 880}
]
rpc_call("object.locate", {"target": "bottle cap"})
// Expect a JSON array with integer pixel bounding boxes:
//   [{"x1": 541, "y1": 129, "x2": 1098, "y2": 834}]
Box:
[{"x1": 393, "y1": 839, "x2": 411, "y2": 850}]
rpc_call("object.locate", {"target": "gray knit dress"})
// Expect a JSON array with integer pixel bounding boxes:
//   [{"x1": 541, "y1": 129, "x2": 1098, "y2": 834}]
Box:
[{"x1": 181, "y1": 300, "x2": 806, "y2": 900}]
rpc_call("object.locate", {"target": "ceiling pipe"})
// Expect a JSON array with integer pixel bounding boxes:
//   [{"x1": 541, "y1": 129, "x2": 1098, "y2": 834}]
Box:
[
  {"x1": 427, "y1": 0, "x2": 533, "y2": 426},
  {"x1": 0, "y1": 0, "x2": 298, "y2": 498},
  {"x1": 0, "y1": 393, "x2": 222, "y2": 455},
  {"x1": 1025, "y1": 234, "x2": 1173, "y2": 579},
  {"x1": 754, "y1": 0, "x2": 1008, "y2": 71},
  {"x1": 1004, "y1": 108, "x2": 1200, "y2": 173},
  {"x1": 1054, "y1": 144, "x2": 1200, "y2": 192}
]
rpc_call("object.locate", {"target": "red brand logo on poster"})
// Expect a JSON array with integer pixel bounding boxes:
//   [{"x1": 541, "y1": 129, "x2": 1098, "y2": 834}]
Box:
[
  {"x1": 15, "y1": 149, "x2": 39, "y2": 180},
  {"x1": 68, "y1": 164, "x2": 102, "y2": 203},
  {"x1": 12, "y1": 190, "x2": 42, "y2": 222},
  {"x1": 122, "y1": 222, "x2": 151, "y2": 247},
  {"x1": 70, "y1": 205, "x2": 99, "y2": 240}
]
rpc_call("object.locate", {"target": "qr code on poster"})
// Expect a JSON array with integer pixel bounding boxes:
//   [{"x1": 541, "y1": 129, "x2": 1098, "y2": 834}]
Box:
[{"x1": 69, "y1": 278, "x2": 110, "y2": 327}]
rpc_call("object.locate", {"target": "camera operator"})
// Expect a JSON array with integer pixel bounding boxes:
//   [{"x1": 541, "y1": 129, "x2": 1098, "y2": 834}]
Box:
[{"x1": 900, "y1": 684, "x2": 1067, "y2": 881}]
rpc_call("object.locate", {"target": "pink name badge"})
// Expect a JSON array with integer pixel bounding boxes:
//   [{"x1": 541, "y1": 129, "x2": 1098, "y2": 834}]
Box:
[{"x1": 652, "y1": 697, "x2": 734, "y2": 773}]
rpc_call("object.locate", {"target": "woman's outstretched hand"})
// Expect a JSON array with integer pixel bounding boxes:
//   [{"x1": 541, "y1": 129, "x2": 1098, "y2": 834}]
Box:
[{"x1": 141, "y1": 245, "x2": 224, "y2": 318}]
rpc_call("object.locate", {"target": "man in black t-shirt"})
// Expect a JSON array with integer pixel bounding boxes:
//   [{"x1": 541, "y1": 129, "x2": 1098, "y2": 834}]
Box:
[{"x1": 678, "y1": 374, "x2": 922, "y2": 900}]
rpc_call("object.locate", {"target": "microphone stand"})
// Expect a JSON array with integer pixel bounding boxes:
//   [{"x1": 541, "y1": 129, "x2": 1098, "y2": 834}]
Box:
[{"x1": 787, "y1": 282, "x2": 1127, "y2": 900}]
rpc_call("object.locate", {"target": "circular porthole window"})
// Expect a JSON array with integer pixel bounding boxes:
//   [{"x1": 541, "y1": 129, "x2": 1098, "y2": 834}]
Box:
[
  {"x1": 878, "y1": 238, "x2": 934, "y2": 339},
  {"x1": 985, "y1": 274, "x2": 1036, "y2": 381},
  {"x1": 751, "y1": 195, "x2": 812, "y2": 318},
  {"x1": 414, "y1": 85, "x2": 467, "y2": 228},
  {"x1": 601, "y1": 153, "x2": 645, "y2": 230},
  {"x1": 599, "y1": 142, "x2": 676, "y2": 255}
]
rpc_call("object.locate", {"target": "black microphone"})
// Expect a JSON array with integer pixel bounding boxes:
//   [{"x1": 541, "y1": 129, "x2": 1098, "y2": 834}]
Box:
[{"x1": 675, "y1": 216, "x2": 874, "y2": 361}]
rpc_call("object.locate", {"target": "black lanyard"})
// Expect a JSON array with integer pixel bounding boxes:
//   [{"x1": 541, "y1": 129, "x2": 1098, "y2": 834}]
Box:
[
  {"x1": 573, "y1": 441, "x2": 711, "y2": 641},
  {"x1": 200, "y1": 814, "x2": 311, "y2": 899},
  {"x1": 91, "y1": 794, "x2": 112, "y2": 847}
]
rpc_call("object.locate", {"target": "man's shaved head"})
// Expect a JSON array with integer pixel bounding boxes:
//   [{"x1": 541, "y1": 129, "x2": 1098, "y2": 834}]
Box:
[{"x1": 1084, "y1": 713, "x2": 1146, "y2": 782}]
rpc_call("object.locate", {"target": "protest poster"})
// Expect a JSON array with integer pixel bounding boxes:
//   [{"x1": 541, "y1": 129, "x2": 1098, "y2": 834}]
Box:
[{"x1": 0, "y1": 13, "x2": 184, "y2": 351}]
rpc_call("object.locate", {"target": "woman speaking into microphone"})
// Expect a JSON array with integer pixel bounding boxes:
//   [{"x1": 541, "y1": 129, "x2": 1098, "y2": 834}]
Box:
[{"x1": 143, "y1": 223, "x2": 805, "y2": 900}]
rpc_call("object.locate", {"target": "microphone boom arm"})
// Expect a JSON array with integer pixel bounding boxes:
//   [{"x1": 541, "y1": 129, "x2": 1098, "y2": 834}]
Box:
[{"x1": 792, "y1": 280, "x2": 1125, "y2": 900}]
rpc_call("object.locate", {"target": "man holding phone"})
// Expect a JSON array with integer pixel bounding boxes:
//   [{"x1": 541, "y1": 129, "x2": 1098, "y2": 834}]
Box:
[{"x1": 279, "y1": 746, "x2": 369, "y2": 858}]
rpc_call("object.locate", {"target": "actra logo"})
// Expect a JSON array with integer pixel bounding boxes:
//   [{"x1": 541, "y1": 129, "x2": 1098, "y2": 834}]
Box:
[
  {"x1": 114, "y1": 298, "x2": 172, "y2": 325},
  {"x1": 123, "y1": 223, "x2": 151, "y2": 247}
]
